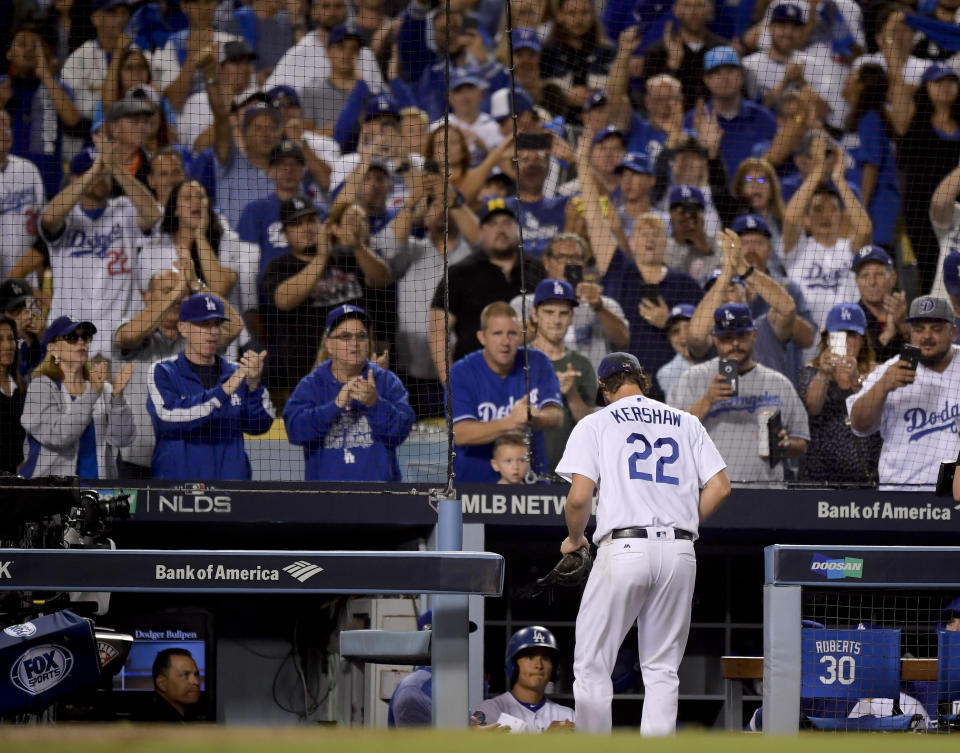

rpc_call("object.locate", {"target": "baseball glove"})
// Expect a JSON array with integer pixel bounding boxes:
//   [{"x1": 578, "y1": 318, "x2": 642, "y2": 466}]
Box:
[{"x1": 536, "y1": 546, "x2": 593, "y2": 588}]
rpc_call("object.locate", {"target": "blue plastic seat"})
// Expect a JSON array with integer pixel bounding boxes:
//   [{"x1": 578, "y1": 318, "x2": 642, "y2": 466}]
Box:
[{"x1": 937, "y1": 630, "x2": 960, "y2": 724}]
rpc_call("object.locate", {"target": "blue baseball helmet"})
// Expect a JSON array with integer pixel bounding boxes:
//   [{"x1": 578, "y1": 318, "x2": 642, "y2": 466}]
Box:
[{"x1": 504, "y1": 626, "x2": 559, "y2": 686}]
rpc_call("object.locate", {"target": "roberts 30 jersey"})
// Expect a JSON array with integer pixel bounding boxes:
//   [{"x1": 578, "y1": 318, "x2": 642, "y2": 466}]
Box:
[{"x1": 556, "y1": 393, "x2": 726, "y2": 543}]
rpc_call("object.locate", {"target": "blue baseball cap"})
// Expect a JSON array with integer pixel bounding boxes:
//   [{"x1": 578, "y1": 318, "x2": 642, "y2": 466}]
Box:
[
  {"x1": 328, "y1": 23, "x2": 364, "y2": 47},
  {"x1": 179, "y1": 293, "x2": 226, "y2": 323},
  {"x1": 267, "y1": 85, "x2": 301, "y2": 108},
  {"x1": 533, "y1": 278, "x2": 578, "y2": 307},
  {"x1": 490, "y1": 87, "x2": 535, "y2": 121},
  {"x1": 511, "y1": 27, "x2": 542, "y2": 54},
  {"x1": 704, "y1": 46, "x2": 742, "y2": 72},
  {"x1": 615, "y1": 152, "x2": 654, "y2": 175},
  {"x1": 943, "y1": 248, "x2": 960, "y2": 296},
  {"x1": 417, "y1": 610, "x2": 433, "y2": 631},
  {"x1": 583, "y1": 90, "x2": 608, "y2": 113},
  {"x1": 70, "y1": 147, "x2": 98, "y2": 175},
  {"x1": 666, "y1": 303, "x2": 697, "y2": 327},
  {"x1": 477, "y1": 196, "x2": 518, "y2": 225},
  {"x1": 711, "y1": 302, "x2": 756, "y2": 335},
  {"x1": 703, "y1": 268, "x2": 745, "y2": 291},
  {"x1": 732, "y1": 214, "x2": 772, "y2": 237},
  {"x1": 592, "y1": 126, "x2": 625, "y2": 145},
  {"x1": 365, "y1": 95, "x2": 400, "y2": 121},
  {"x1": 42, "y1": 315, "x2": 96, "y2": 348},
  {"x1": 825, "y1": 302, "x2": 866, "y2": 335},
  {"x1": 771, "y1": 2, "x2": 804, "y2": 24},
  {"x1": 597, "y1": 352, "x2": 642, "y2": 380},
  {"x1": 922, "y1": 63, "x2": 960, "y2": 85},
  {"x1": 325, "y1": 303, "x2": 369, "y2": 334},
  {"x1": 451, "y1": 70, "x2": 488, "y2": 91},
  {"x1": 668, "y1": 184, "x2": 706, "y2": 208},
  {"x1": 851, "y1": 244, "x2": 893, "y2": 272}
]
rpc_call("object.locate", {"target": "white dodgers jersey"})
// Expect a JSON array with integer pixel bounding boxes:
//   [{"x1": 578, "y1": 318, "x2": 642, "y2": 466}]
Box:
[
  {"x1": 556, "y1": 394, "x2": 726, "y2": 543},
  {"x1": 473, "y1": 692, "x2": 574, "y2": 733},
  {"x1": 0, "y1": 155, "x2": 45, "y2": 280},
  {"x1": 42, "y1": 197, "x2": 142, "y2": 357}
]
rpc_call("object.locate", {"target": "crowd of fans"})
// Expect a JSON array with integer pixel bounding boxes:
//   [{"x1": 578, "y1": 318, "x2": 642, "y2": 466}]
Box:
[{"x1": 0, "y1": 0, "x2": 959, "y2": 488}]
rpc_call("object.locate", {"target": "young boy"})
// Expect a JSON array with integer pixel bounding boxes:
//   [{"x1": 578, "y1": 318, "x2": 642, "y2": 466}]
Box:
[{"x1": 491, "y1": 433, "x2": 529, "y2": 484}]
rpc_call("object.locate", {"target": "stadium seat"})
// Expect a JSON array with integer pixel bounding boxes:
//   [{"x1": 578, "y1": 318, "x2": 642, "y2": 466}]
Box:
[
  {"x1": 937, "y1": 631, "x2": 960, "y2": 724},
  {"x1": 801, "y1": 628, "x2": 918, "y2": 731}
]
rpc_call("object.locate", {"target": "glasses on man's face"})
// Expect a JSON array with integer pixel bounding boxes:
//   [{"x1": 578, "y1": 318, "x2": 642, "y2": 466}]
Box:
[
  {"x1": 744, "y1": 175, "x2": 767, "y2": 184},
  {"x1": 330, "y1": 332, "x2": 369, "y2": 343},
  {"x1": 549, "y1": 253, "x2": 584, "y2": 264},
  {"x1": 60, "y1": 332, "x2": 93, "y2": 345}
]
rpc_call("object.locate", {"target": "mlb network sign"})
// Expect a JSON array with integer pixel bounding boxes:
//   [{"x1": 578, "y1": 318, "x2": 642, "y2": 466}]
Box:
[{"x1": 810, "y1": 553, "x2": 864, "y2": 580}]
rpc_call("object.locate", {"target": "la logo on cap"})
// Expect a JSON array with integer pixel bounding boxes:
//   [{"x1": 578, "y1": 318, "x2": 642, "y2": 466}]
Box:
[
  {"x1": 553, "y1": 281, "x2": 563, "y2": 295},
  {"x1": 841, "y1": 307, "x2": 851, "y2": 320},
  {"x1": 747, "y1": 217, "x2": 756, "y2": 228},
  {"x1": 681, "y1": 186, "x2": 691, "y2": 198},
  {"x1": 724, "y1": 309, "x2": 735, "y2": 320},
  {"x1": 204, "y1": 296, "x2": 217, "y2": 311}
]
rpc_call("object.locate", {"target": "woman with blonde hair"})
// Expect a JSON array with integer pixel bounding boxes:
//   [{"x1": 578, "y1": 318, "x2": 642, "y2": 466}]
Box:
[
  {"x1": 21, "y1": 317, "x2": 135, "y2": 478},
  {"x1": 731, "y1": 158, "x2": 786, "y2": 262},
  {"x1": 283, "y1": 305, "x2": 415, "y2": 481}
]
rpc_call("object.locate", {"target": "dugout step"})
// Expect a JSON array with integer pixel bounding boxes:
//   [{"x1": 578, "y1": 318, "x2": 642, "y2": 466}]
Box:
[{"x1": 340, "y1": 629, "x2": 431, "y2": 665}]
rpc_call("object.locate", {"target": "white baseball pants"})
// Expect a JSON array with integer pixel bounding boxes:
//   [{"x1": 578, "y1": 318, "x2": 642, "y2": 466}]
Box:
[{"x1": 573, "y1": 535, "x2": 696, "y2": 735}]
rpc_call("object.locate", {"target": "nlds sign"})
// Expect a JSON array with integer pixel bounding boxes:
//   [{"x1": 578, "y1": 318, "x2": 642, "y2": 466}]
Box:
[
  {"x1": 10, "y1": 644, "x2": 74, "y2": 696},
  {"x1": 157, "y1": 493, "x2": 232, "y2": 513}
]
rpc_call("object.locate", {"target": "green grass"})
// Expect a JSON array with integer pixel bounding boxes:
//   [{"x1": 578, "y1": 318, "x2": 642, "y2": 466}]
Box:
[{"x1": 0, "y1": 727, "x2": 957, "y2": 753}]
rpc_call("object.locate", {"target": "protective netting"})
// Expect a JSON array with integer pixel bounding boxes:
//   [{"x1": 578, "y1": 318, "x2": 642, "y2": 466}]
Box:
[
  {"x1": 798, "y1": 589, "x2": 960, "y2": 731},
  {"x1": 0, "y1": 0, "x2": 959, "y2": 491}
]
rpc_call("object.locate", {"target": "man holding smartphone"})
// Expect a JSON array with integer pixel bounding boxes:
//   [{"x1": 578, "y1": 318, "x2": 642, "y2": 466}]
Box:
[
  {"x1": 668, "y1": 301, "x2": 809, "y2": 485},
  {"x1": 848, "y1": 295, "x2": 960, "y2": 491}
]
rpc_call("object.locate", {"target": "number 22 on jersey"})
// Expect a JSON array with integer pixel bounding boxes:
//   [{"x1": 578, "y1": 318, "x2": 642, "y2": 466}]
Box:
[{"x1": 626, "y1": 433, "x2": 680, "y2": 485}]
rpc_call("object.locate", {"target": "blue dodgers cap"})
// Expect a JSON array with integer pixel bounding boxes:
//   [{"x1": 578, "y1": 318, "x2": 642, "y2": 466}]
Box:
[
  {"x1": 365, "y1": 94, "x2": 400, "y2": 121},
  {"x1": 69, "y1": 147, "x2": 98, "y2": 175},
  {"x1": 666, "y1": 303, "x2": 697, "y2": 327},
  {"x1": 704, "y1": 45, "x2": 742, "y2": 72},
  {"x1": 42, "y1": 316, "x2": 96, "y2": 348},
  {"x1": 668, "y1": 184, "x2": 706, "y2": 208},
  {"x1": 732, "y1": 214, "x2": 772, "y2": 237},
  {"x1": 592, "y1": 126, "x2": 625, "y2": 145},
  {"x1": 943, "y1": 249, "x2": 960, "y2": 296},
  {"x1": 510, "y1": 27, "x2": 542, "y2": 54},
  {"x1": 267, "y1": 85, "x2": 301, "y2": 108},
  {"x1": 417, "y1": 610, "x2": 433, "y2": 631},
  {"x1": 583, "y1": 89, "x2": 608, "y2": 113},
  {"x1": 906, "y1": 295, "x2": 955, "y2": 323},
  {"x1": 179, "y1": 293, "x2": 226, "y2": 323},
  {"x1": 771, "y1": 2, "x2": 804, "y2": 24},
  {"x1": 597, "y1": 352, "x2": 642, "y2": 380},
  {"x1": 533, "y1": 278, "x2": 578, "y2": 307},
  {"x1": 325, "y1": 303, "x2": 370, "y2": 334},
  {"x1": 703, "y1": 268, "x2": 745, "y2": 291},
  {"x1": 241, "y1": 102, "x2": 281, "y2": 132},
  {"x1": 327, "y1": 23, "x2": 364, "y2": 47},
  {"x1": 476, "y1": 196, "x2": 518, "y2": 225},
  {"x1": 711, "y1": 302, "x2": 756, "y2": 335},
  {"x1": 851, "y1": 244, "x2": 893, "y2": 271},
  {"x1": 825, "y1": 302, "x2": 867, "y2": 335},
  {"x1": 490, "y1": 87, "x2": 535, "y2": 121},
  {"x1": 615, "y1": 152, "x2": 654, "y2": 175},
  {"x1": 451, "y1": 70, "x2": 488, "y2": 91},
  {"x1": 922, "y1": 62, "x2": 960, "y2": 85}
]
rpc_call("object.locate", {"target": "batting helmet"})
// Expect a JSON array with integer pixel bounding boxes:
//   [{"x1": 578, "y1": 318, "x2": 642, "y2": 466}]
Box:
[{"x1": 504, "y1": 626, "x2": 560, "y2": 687}]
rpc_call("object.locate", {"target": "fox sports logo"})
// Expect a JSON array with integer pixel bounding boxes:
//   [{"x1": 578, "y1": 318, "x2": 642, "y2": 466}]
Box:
[{"x1": 10, "y1": 644, "x2": 74, "y2": 696}]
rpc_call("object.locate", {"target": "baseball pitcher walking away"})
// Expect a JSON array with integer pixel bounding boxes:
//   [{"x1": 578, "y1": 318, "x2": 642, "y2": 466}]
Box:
[{"x1": 555, "y1": 352, "x2": 731, "y2": 735}]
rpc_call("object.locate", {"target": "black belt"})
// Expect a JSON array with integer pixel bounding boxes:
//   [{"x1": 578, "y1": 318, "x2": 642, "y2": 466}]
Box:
[{"x1": 611, "y1": 527, "x2": 694, "y2": 541}]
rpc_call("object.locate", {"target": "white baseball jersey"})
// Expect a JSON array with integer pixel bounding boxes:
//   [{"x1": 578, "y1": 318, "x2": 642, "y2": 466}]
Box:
[
  {"x1": 556, "y1": 393, "x2": 726, "y2": 543},
  {"x1": 473, "y1": 692, "x2": 573, "y2": 733},
  {"x1": 784, "y1": 235, "x2": 859, "y2": 363},
  {"x1": 41, "y1": 198, "x2": 143, "y2": 358},
  {"x1": 0, "y1": 155, "x2": 45, "y2": 280},
  {"x1": 846, "y1": 347, "x2": 960, "y2": 490}
]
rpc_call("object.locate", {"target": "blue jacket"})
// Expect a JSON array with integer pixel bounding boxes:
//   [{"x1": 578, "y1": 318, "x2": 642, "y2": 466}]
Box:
[
  {"x1": 147, "y1": 351, "x2": 276, "y2": 480},
  {"x1": 283, "y1": 360, "x2": 415, "y2": 482}
]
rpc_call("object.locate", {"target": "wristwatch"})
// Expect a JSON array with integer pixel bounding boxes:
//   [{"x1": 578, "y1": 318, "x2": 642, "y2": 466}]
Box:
[{"x1": 450, "y1": 189, "x2": 465, "y2": 209}]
